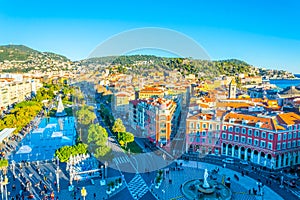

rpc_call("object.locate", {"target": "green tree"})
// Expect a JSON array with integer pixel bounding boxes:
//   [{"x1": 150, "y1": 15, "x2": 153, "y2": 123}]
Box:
[
  {"x1": 87, "y1": 124, "x2": 108, "y2": 146},
  {"x1": 55, "y1": 146, "x2": 73, "y2": 162},
  {"x1": 87, "y1": 124, "x2": 111, "y2": 158},
  {"x1": 112, "y1": 118, "x2": 126, "y2": 134},
  {"x1": 55, "y1": 143, "x2": 88, "y2": 162},
  {"x1": 118, "y1": 132, "x2": 134, "y2": 148},
  {"x1": 95, "y1": 146, "x2": 111, "y2": 157},
  {"x1": 76, "y1": 106, "x2": 96, "y2": 125},
  {"x1": 0, "y1": 159, "x2": 8, "y2": 174}
]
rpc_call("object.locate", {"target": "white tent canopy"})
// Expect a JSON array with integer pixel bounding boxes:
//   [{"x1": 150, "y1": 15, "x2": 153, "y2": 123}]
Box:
[
  {"x1": 61, "y1": 136, "x2": 72, "y2": 143},
  {"x1": 51, "y1": 131, "x2": 63, "y2": 138},
  {"x1": 32, "y1": 128, "x2": 45, "y2": 134},
  {"x1": 16, "y1": 145, "x2": 32, "y2": 154},
  {"x1": 45, "y1": 124, "x2": 57, "y2": 129}
]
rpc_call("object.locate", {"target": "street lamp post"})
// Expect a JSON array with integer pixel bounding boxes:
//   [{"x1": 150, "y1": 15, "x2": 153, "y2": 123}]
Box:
[
  {"x1": 261, "y1": 184, "x2": 264, "y2": 200},
  {"x1": 11, "y1": 161, "x2": 15, "y2": 178},
  {"x1": 196, "y1": 150, "x2": 200, "y2": 169},
  {"x1": 0, "y1": 175, "x2": 7, "y2": 200},
  {"x1": 104, "y1": 161, "x2": 108, "y2": 179},
  {"x1": 279, "y1": 175, "x2": 284, "y2": 188},
  {"x1": 162, "y1": 189, "x2": 165, "y2": 200},
  {"x1": 56, "y1": 169, "x2": 60, "y2": 192},
  {"x1": 56, "y1": 156, "x2": 60, "y2": 192},
  {"x1": 4, "y1": 176, "x2": 7, "y2": 200},
  {"x1": 0, "y1": 175, "x2": 3, "y2": 200}
]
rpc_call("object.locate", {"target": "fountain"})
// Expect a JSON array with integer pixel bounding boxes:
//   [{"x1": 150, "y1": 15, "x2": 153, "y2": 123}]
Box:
[{"x1": 181, "y1": 168, "x2": 232, "y2": 200}]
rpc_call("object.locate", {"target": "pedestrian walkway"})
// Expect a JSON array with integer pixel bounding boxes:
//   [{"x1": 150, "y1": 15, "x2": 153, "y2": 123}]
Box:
[
  {"x1": 127, "y1": 174, "x2": 148, "y2": 199},
  {"x1": 181, "y1": 160, "x2": 284, "y2": 200},
  {"x1": 291, "y1": 189, "x2": 300, "y2": 198},
  {"x1": 113, "y1": 156, "x2": 130, "y2": 165}
]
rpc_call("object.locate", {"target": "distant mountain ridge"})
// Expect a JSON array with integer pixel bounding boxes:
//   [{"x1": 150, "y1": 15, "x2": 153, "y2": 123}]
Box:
[
  {"x1": 0, "y1": 45, "x2": 72, "y2": 73},
  {"x1": 0, "y1": 45, "x2": 69, "y2": 62},
  {"x1": 0, "y1": 45, "x2": 295, "y2": 79}
]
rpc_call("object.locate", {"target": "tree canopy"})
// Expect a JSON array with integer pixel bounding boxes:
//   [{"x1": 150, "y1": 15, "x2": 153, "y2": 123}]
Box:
[
  {"x1": 76, "y1": 106, "x2": 96, "y2": 125},
  {"x1": 87, "y1": 124, "x2": 111, "y2": 158},
  {"x1": 0, "y1": 101, "x2": 42, "y2": 132},
  {"x1": 55, "y1": 143, "x2": 88, "y2": 162},
  {"x1": 87, "y1": 124, "x2": 108, "y2": 146},
  {"x1": 112, "y1": 118, "x2": 126, "y2": 134},
  {"x1": 118, "y1": 132, "x2": 134, "y2": 147},
  {"x1": 0, "y1": 159, "x2": 8, "y2": 170}
]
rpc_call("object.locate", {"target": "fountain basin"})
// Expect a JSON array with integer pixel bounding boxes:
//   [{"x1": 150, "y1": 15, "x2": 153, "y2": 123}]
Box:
[{"x1": 181, "y1": 179, "x2": 232, "y2": 200}]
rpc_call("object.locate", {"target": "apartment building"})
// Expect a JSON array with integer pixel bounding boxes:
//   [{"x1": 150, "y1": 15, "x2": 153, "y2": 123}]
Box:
[
  {"x1": 221, "y1": 112, "x2": 300, "y2": 169},
  {"x1": 0, "y1": 76, "x2": 42, "y2": 111},
  {"x1": 129, "y1": 97, "x2": 180, "y2": 146},
  {"x1": 138, "y1": 87, "x2": 164, "y2": 99}
]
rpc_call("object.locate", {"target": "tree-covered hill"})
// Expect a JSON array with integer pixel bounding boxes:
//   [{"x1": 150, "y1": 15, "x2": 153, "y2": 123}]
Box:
[
  {"x1": 0, "y1": 45, "x2": 72, "y2": 73},
  {"x1": 0, "y1": 45, "x2": 69, "y2": 62},
  {"x1": 83, "y1": 55, "x2": 295, "y2": 79},
  {"x1": 82, "y1": 55, "x2": 256, "y2": 78}
]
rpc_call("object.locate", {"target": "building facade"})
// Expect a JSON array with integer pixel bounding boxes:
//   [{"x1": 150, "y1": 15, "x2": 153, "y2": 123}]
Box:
[
  {"x1": 186, "y1": 112, "x2": 222, "y2": 155},
  {"x1": 221, "y1": 112, "x2": 300, "y2": 169},
  {"x1": 129, "y1": 97, "x2": 179, "y2": 146},
  {"x1": 138, "y1": 87, "x2": 164, "y2": 99},
  {"x1": 0, "y1": 78, "x2": 42, "y2": 111}
]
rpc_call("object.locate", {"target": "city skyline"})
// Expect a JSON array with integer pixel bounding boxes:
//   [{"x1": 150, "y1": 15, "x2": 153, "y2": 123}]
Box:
[{"x1": 1, "y1": 1, "x2": 300, "y2": 73}]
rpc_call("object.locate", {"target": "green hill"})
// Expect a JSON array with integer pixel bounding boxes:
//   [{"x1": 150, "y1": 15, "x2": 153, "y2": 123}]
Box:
[
  {"x1": 83, "y1": 55, "x2": 256, "y2": 78},
  {"x1": 0, "y1": 45, "x2": 69, "y2": 62},
  {"x1": 0, "y1": 45, "x2": 71, "y2": 73}
]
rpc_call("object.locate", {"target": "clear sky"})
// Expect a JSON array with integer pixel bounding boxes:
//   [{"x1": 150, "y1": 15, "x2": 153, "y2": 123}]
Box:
[{"x1": 0, "y1": 0, "x2": 300, "y2": 73}]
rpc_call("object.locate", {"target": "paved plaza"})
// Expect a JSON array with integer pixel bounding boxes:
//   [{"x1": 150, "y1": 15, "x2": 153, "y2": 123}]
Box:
[{"x1": 4, "y1": 157, "x2": 288, "y2": 200}]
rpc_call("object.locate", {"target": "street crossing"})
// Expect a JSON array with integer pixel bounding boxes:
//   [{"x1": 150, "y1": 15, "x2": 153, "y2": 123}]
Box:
[
  {"x1": 113, "y1": 156, "x2": 130, "y2": 165},
  {"x1": 127, "y1": 174, "x2": 149, "y2": 199}
]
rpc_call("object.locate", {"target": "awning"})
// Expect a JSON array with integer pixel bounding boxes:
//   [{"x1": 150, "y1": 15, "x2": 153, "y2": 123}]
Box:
[
  {"x1": 51, "y1": 132, "x2": 63, "y2": 138},
  {"x1": 0, "y1": 128, "x2": 15, "y2": 143},
  {"x1": 32, "y1": 128, "x2": 45, "y2": 134},
  {"x1": 16, "y1": 145, "x2": 32, "y2": 154}
]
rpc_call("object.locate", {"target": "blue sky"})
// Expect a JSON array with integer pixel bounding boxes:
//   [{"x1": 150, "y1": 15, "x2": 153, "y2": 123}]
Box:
[{"x1": 0, "y1": 0, "x2": 300, "y2": 72}]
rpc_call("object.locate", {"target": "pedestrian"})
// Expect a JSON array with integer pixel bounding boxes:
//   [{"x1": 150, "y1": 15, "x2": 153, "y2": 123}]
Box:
[
  {"x1": 94, "y1": 193, "x2": 96, "y2": 199},
  {"x1": 248, "y1": 189, "x2": 251, "y2": 195}
]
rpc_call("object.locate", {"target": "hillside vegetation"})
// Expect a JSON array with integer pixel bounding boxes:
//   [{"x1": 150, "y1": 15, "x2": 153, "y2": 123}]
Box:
[
  {"x1": 0, "y1": 45, "x2": 295, "y2": 79},
  {"x1": 82, "y1": 55, "x2": 256, "y2": 78},
  {"x1": 0, "y1": 45, "x2": 69, "y2": 62},
  {"x1": 0, "y1": 45, "x2": 72, "y2": 73}
]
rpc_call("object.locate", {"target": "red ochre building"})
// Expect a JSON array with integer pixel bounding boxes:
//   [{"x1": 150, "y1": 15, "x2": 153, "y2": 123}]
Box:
[
  {"x1": 129, "y1": 97, "x2": 178, "y2": 146},
  {"x1": 186, "y1": 111, "x2": 300, "y2": 169}
]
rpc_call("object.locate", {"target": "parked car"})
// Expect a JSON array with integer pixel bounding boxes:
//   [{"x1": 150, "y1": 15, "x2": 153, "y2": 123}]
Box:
[
  {"x1": 284, "y1": 180, "x2": 297, "y2": 188},
  {"x1": 239, "y1": 160, "x2": 249, "y2": 165},
  {"x1": 222, "y1": 158, "x2": 234, "y2": 164},
  {"x1": 269, "y1": 174, "x2": 280, "y2": 181}
]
